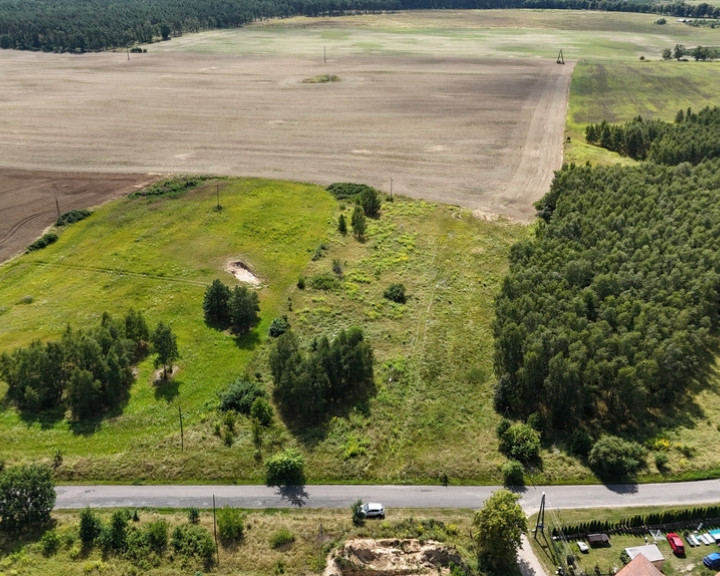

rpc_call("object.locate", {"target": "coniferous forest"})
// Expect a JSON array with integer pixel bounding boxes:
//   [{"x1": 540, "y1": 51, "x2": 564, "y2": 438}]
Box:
[
  {"x1": 0, "y1": 0, "x2": 718, "y2": 53},
  {"x1": 493, "y1": 110, "x2": 720, "y2": 444}
]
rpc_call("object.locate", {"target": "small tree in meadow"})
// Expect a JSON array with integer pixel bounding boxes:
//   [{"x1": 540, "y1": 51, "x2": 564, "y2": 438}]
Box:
[
  {"x1": 351, "y1": 206, "x2": 366, "y2": 240},
  {"x1": 151, "y1": 322, "x2": 179, "y2": 379}
]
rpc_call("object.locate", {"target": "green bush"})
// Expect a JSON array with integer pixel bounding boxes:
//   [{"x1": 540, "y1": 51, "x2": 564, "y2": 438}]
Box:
[
  {"x1": 27, "y1": 232, "x2": 58, "y2": 252},
  {"x1": 129, "y1": 176, "x2": 207, "y2": 199},
  {"x1": 309, "y1": 273, "x2": 339, "y2": 290},
  {"x1": 502, "y1": 460, "x2": 525, "y2": 487},
  {"x1": 383, "y1": 283, "x2": 406, "y2": 304},
  {"x1": 296, "y1": 276, "x2": 305, "y2": 290},
  {"x1": 217, "y1": 506, "x2": 244, "y2": 544},
  {"x1": 250, "y1": 397, "x2": 274, "y2": 427},
  {"x1": 269, "y1": 528, "x2": 295, "y2": 549},
  {"x1": 187, "y1": 508, "x2": 200, "y2": 524},
  {"x1": 268, "y1": 315, "x2": 291, "y2": 338},
  {"x1": 351, "y1": 499, "x2": 365, "y2": 527},
  {"x1": 145, "y1": 519, "x2": 169, "y2": 553},
  {"x1": 655, "y1": 451, "x2": 669, "y2": 472},
  {"x1": 265, "y1": 449, "x2": 305, "y2": 487},
  {"x1": 218, "y1": 379, "x2": 266, "y2": 415},
  {"x1": 79, "y1": 508, "x2": 102, "y2": 546},
  {"x1": 497, "y1": 422, "x2": 540, "y2": 464},
  {"x1": 57, "y1": 209, "x2": 91, "y2": 226},
  {"x1": 41, "y1": 529, "x2": 60, "y2": 556},
  {"x1": 171, "y1": 524, "x2": 215, "y2": 567},
  {"x1": 588, "y1": 435, "x2": 646, "y2": 479}
]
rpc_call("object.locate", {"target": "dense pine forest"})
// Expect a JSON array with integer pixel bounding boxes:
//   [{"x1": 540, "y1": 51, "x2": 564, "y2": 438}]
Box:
[
  {"x1": 0, "y1": 0, "x2": 718, "y2": 53},
  {"x1": 493, "y1": 109, "x2": 720, "y2": 448}
]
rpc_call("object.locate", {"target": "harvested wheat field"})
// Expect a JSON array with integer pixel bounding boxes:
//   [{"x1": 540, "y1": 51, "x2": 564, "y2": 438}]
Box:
[{"x1": 0, "y1": 32, "x2": 572, "y2": 260}]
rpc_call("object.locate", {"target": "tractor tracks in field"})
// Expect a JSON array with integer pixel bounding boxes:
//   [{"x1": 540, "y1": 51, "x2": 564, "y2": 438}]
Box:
[
  {"x1": 24, "y1": 260, "x2": 208, "y2": 287},
  {"x1": 0, "y1": 208, "x2": 56, "y2": 245}
]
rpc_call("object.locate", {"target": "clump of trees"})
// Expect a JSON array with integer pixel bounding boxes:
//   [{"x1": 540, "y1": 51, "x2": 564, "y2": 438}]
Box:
[
  {"x1": 494, "y1": 122, "x2": 720, "y2": 461},
  {"x1": 203, "y1": 279, "x2": 260, "y2": 335},
  {"x1": 0, "y1": 310, "x2": 151, "y2": 420},
  {"x1": 265, "y1": 448, "x2": 305, "y2": 487},
  {"x1": 269, "y1": 327, "x2": 375, "y2": 427}
]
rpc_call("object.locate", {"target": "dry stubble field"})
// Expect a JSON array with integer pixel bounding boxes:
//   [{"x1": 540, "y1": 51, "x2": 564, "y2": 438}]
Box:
[{"x1": 0, "y1": 22, "x2": 573, "y2": 261}]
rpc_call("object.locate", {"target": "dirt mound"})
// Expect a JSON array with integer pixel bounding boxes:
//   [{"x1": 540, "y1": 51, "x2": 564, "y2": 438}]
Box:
[{"x1": 324, "y1": 538, "x2": 463, "y2": 576}]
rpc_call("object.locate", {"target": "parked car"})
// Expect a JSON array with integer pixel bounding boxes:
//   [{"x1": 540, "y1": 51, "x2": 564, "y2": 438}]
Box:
[
  {"x1": 361, "y1": 502, "x2": 385, "y2": 518},
  {"x1": 704, "y1": 552, "x2": 720, "y2": 569},
  {"x1": 667, "y1": 532, "x2": 685, "y2": 555}
]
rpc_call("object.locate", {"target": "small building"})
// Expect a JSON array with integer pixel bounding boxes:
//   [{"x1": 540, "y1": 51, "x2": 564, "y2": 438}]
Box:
[{"x1": 624, "y1": 545, "x2": 665, "y2": 571}]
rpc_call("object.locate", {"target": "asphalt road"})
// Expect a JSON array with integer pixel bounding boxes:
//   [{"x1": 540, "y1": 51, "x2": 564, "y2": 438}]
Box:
[{"x1": 55, "y1": 479, "x2": 720, "y2": 513}]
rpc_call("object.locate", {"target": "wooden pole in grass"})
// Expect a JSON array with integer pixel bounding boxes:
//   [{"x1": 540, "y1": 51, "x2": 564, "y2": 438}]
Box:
[
  {"x1": 55, "y1": 197, "x2": 61, "y2": 222},
  {"x1": 213, "y1": 494, "x2": 220, "y2": 566},
  {"x1": 216, "y1": 184, "x2": 220, "y2": 210}
]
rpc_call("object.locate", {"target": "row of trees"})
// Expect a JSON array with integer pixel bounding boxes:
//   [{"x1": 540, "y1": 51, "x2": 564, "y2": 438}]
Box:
[
  {"x1": 585, "y1": 106, "x2": 720, "y2": 165},
  {"x1": 269, "y1": 327, "x2": 375, "y2": 428},
  {"x1": 6, "y1": 0, "x2": 714, "y2": 54},
  {"x1": 0, "y1": 310, "x2": 178, "y2": 419},
  {"x1": 493, "y1": 152, "x2": 720, "y2": 438},
  {"x1": 661, "y1": 43, "x2": 720, "y2": 61}
]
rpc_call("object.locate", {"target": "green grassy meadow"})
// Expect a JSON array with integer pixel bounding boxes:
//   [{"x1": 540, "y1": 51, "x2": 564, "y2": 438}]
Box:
[{"x1": 0, "y1": 179, "x2": 531, "y2": 483}]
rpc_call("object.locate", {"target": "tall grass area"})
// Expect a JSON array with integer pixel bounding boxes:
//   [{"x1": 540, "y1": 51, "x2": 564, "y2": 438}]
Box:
[
  {"x1": 0, "y1": 508, "x2": 476, "y2": 576},
  {"x1": 564, "y1": 61, "x2": 720, "y2": 166}
]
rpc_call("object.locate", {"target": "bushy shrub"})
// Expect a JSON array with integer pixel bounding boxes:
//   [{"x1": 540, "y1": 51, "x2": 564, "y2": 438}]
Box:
[
  {"x1": 98, "y1": 510, "x2": 128, "y2": 553},
  {"x1": 497, "y1": 422, "x2": 540, "y2": 464},
  {"x1": 568, "y1": 428, "x2": 593, "y2": 457},
  {"x1": 217, "y1": 506, "x2": 244, "y2": 544},
  {"x1": 218, "y1": 379, "x2": 266, "y2": 415},
  {"x1": 309, "y1": 273, "x2": 339, "y2": 290},
  {"x1": 655, "y1": 451, "x2": 669, "y2": 472},
  {"x1": 27, "y1": 233, "x2": 58, "y2": 252},
  {"x1": 171, "y1": 524, "x2": 215, "y2": 567},
  {"x1": 56, "y1": 209, "x2": 91, "y2": 226},
  {"x1": 269, "y1": 528, "x2": 295, "y2": 549},
  {"x1": 265, "y1": 449, "x2": 305, "y2": 487},
  {"x1": 41, "y1": 529, "x2": 60, "y2": 556},
  {"x1": 383, "y1": 283, "x2": 406, "y2": 304},
  {"x1": 268, "y1": 316, "x2": 291, "y2": 338},
  {"x1": 502, "y1": 460, "x2": 525, "y2": 487},
  {"x1": 250, "y1": 397, "x2": 274, "y2": 427},
  {"x1": 588, "y1": 435, "x2": 646, "y2": 479},
  {"x1": 146, "y1": 519, "x2": 169, "y2": 553},
  {"x1": 187, "y1": 508, "x2": 200, "y2": 524},
  {"x1": 351, "y1": 499, "x2": 365, "y2": 527},
  {"x1": 296, "y1": 276, "x2": 306, "y2": 290},
  {"x1": 80, "y1": 508, "x2": 102, "y2": 546}
]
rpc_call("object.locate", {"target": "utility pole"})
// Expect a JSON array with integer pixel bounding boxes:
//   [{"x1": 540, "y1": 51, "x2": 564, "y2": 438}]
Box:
[
  {"x1": 534, "y1": 492, "x2": 546, "y2": 539},
  {"x1": 213, "y1": 495, "x2": 220, "y2": 566},
  {"x1": 55, "y1": 197, "x2": 61, "y2": 222},
  {"x1": 390, "y1": 178, "x2": 393, "y2": 199},
  {"x1": 178, "y1": 405, "x2": 184, "y2": 451},
  {"x1": 216, "y1": 184, "x2": 220, "y2": 210}
]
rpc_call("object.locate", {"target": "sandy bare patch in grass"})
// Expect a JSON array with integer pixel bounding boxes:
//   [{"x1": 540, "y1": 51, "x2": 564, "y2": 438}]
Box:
[
  {"x1": 0, "y1": 49, "x2": 572, "y2": 224},
  {"x1": 225, "y1": 259, "x2": 262, "y2": 285}
]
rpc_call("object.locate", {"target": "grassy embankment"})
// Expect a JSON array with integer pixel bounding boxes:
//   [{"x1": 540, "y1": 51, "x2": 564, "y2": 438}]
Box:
[{"x1": 0, "y1": 178, "x2": 527, "y2": 483}]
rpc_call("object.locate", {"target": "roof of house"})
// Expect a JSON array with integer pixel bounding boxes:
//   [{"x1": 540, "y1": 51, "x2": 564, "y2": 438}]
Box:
[
  {"x1": 616, "y1": 552, "x2": 665, "y2": 576},
  {"x1": 625, "y1": 545, "x2": 665, "y2": 564}
]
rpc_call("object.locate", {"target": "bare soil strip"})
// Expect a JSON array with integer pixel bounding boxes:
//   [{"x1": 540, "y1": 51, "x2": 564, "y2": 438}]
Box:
[{"x1": 0, "y1": 50, "x2": 573, "y2": 261}]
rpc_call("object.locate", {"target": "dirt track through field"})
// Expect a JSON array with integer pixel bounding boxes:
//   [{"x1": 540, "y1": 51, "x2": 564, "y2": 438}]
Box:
[{"x1": 0, "y1": 50, "x2": 573, "y2": 260}]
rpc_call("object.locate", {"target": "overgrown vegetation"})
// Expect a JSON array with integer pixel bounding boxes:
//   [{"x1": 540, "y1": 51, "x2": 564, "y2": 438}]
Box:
[{"x1": 129, "y1": 176, "x2": 207, "y2": 200}]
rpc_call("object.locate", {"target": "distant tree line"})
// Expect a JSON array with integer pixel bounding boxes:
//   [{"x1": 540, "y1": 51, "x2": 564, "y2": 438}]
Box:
[
  {"x1": 0, "y1": 310, "x2": 150, "y2": 420},
  {"x1": 269, "y1": 327, "x2": 375, "y2": 427},
  {"x1": 493, "y1": 153, "x2": 720, "y2": 441},
  {"x1": 586, "y1": 106, "x2": 720, "y2": 165},
  {"x1": 2, "y1": 0, "x2": 717, "y2": 54}
]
